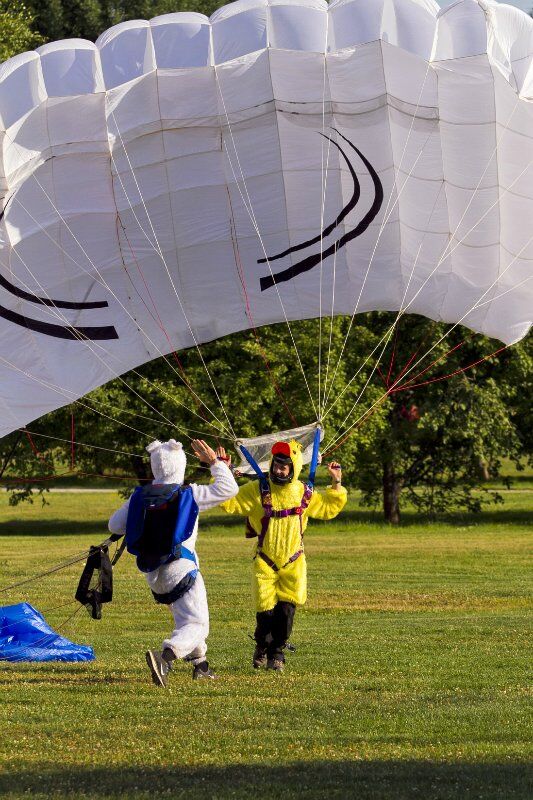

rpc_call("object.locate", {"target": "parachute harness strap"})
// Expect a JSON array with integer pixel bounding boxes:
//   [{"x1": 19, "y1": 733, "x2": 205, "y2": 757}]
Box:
[
  {"x1": 239, "y1": 441, "x2": 311, "y2": 570},
  {"x1": 254, "y1": 482, "x2": 313, "y2": 573}
]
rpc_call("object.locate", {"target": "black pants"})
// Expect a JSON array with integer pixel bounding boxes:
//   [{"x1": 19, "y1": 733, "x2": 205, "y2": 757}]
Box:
[{"x1": 255, "y1": 601, "x2": 296, "y2": 660}]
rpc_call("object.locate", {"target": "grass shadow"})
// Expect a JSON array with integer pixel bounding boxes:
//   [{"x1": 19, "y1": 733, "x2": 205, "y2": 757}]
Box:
[
  {"x1": 0, "y1": 518, "x2": 106, "y2": 537},
  {"x1": 336, "y1": 508, "x2": 533, "y2": 529},
  {"x1": 0, "y1": 761, "x2": 530, "y2": 799}
]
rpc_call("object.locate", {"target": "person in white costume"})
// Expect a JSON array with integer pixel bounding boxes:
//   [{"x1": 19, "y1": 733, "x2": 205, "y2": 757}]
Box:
[{"x1": 108, "y1": 438, "x2": 238, "y2": 687}]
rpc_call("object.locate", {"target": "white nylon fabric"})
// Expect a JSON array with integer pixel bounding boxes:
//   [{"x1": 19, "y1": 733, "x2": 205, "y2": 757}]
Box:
[
  {"x1": 0, "y1": 0, "x2": 532, "y2": 437},
  {"x1": 236, "y1": 422, "x2": 323, "y2": 474}
]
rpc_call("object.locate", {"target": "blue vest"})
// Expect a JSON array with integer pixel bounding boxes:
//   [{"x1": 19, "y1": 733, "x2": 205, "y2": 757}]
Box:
[{"x1": 125, "y1": 483, "x2": 199, "y2": 573}]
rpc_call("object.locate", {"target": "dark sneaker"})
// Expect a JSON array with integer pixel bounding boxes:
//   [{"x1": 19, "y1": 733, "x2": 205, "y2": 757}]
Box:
[
  {"x1": 253, "y1": 645, "x2": 268, "y2": 669},
  {"x1": 192, "y1": 661, "x2": 218, "y2": 680},
  {"x1": 146, "y1": 650, "x2": 171, "y2": 688},
  {"x1": 266, "y1": 657, "x2": 284, "y2": 673}
]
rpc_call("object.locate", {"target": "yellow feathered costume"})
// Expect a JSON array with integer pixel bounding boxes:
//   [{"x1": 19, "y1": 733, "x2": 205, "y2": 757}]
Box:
[{"x1": 221, "y1": 440, "x2": 347, "y2": 612}]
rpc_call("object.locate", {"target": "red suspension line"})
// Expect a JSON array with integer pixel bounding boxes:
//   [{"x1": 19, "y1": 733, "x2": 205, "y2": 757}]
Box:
[
  {"x1": 229, "y1": 213, "x2": 299, "y2": 428},
  {"x1": 391, "y1": 345, "x2": 507, "y2": 393}
]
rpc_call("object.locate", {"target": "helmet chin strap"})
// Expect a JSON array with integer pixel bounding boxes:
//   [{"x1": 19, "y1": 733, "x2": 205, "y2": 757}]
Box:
[{"x1": 269, "y1": 460, "x2": 294, "y2": 485}]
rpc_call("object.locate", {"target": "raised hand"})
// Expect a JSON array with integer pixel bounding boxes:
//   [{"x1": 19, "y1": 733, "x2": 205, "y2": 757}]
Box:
[
  {"x1": 215, "y1": 446, "x2": 232, "y2": 466},
  {"x1": 191, "y1": 439, "x2": 217, "y2": 466},
  {"x1": 327, "y1": 461, "x2": 342, "y2": 486}
]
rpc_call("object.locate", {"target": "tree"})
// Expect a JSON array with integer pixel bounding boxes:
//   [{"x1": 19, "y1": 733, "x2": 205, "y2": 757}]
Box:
[
  {"x1": 347, "y1": 316, "x2": 525, "y2": 522},
  {"x1": 1, "y1": 313, "x2": 529, "y2": 523},
  {"x1": 25, "y1": 0, "x2": 222, "y2": 43},
  {"x1": 0, "y1": 1, "x2": 42, "y2": 62}
]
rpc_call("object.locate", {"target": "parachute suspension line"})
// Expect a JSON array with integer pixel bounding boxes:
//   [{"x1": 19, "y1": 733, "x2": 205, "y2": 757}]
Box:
[
  {"x1": 25, "y1": 430, "x2": 53, "y2": 469},
  {"x1": 323, "y1": 94, "x2": 523, "y2": 418},
  {"x1": 111, "y1": 172, "x2": 232, "y2": 437},
  {"x1": 322, "y1": 240, "x2": 339, "y2": 413},
  {"x1": 0, "y1": 353, "x2": 169, "y2": 443},
  {"x1": 18, "y1": 430, "x2": 146, "y2": 459},
  {"x1": 317, "y1": 14, "x2": 331, "y2": 420},
  {"x1": 427, "y1": 95, "x2": 521, "y2": 279},
  {"x1": 390, "y1": 321, "x2": 439, "y2": 388},
  {"x1": 391, "y1": 345, "x2": 508, "y2": 393},
  {"x1": 7, "y1": 199, "x2": 231, "y2": 439},
  {"x1": 2, "y1": 223, "x2": 227, "y2": 442},
  {"x1": 322, "y1": 124, "x2": 532, "y2": 422},
  {"x1": 228, "y1": 206, "x2": 299, "y2": 428},
  {"x1": 323, "y1": 341, "x2": 509, "y2": 458},
  {"x1": 214, "y1": 71, "x2": 319, "y2": 421},
  {"x1": 118, "y1": 219, "x2": 218, "y2": 433},
  {"x1": 321, "y1": 58, "x2": 435, "y2": 411},
  {"x1": 321, "y1": 218, "x2": 433, "y2": 424},
  {"x1": 108, "y1": 113, "x2": 237, "y2": 440},
  {"x1": 0, "y1": 432, "x2": 23, "y2": 480},
  {"x1": 324, "y1": 227, "x2": 533, "y2": 453},
  {"x1": 320, "y1": 123, "x2": 437, "y2": 414},
  {"x1": 70, "y1": 412, "x2": 75, "y2": 471},
  {"x1": 0, "y1": 550, "x2": 96, "y2": 595},
  {"x1": 395, "y1": 333, "x2": 475, "y2": 388},
  {"x1": 2, "y1": 136, "x2": 232, "y2": 440}
]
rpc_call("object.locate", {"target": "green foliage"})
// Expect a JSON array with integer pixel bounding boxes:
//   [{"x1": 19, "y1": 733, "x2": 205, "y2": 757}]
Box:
[
  {"x1": 0, "y1": 1, "x2": 43, "y2": 62},
  {"x1": 1, "y1": 312, "x2": 530, "y2": 522},
  {"x1": 25, "y1": 0, "x2": 223, "y2": 43}
]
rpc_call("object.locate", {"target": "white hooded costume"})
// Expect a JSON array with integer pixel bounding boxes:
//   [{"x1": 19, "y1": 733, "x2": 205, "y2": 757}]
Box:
[{"x1": 108, "y1": 440, "x2": 238, "y2": 664}]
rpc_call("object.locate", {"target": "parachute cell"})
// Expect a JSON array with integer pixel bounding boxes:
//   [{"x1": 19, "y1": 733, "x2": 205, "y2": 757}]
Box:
[{"x1": 0, "y1": 0, "x2": 531, "y2": 436}]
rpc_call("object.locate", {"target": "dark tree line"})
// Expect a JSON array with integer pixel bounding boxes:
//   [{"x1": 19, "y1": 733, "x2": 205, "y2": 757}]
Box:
[{"x1": 0, "y1": 1, "x2": 531, "y2": 522}]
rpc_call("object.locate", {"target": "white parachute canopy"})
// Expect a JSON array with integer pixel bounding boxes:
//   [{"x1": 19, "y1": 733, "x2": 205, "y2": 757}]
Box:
[
  {"x1": 236, "y1": 423, "x2": 324, "y2": 475},
  {"x1": 0, "y1": 0, "x2": 532, "y2": 437}
]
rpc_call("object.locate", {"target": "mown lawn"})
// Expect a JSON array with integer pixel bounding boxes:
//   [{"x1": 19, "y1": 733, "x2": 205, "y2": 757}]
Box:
[{"x1": 0, "y1": 487, "x2": 531, "y2": 800}]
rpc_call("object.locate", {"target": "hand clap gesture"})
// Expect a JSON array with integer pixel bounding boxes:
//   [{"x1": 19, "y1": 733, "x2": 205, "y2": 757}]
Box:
[{"x1": 191, "y1": 439, "x2": 217, "y2": 466}]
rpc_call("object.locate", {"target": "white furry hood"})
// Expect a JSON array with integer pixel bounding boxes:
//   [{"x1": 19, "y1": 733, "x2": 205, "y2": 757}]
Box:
[{"x1": 146, "y1": 439, "x2": 186, "y2": 484}]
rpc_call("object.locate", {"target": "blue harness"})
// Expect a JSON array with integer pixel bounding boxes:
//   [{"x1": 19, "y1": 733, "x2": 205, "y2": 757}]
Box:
[{"x1": 125, "y1": 483, "x2": 199, "y2": 574}]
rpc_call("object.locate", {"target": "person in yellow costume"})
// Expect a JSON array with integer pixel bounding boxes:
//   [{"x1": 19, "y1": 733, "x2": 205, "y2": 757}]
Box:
[{"x1": 217, "y1": 440, "x2": 347, "y2": 672}]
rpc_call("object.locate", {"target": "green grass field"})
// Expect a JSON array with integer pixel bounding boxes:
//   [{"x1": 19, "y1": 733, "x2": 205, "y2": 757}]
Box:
[{"x1": 0, "y1": 486, "x2": 531, "y2": 800}]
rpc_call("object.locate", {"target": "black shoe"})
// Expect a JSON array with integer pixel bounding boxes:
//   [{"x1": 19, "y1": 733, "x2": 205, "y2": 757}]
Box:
[
  {"x1": 253, "y1": 645, "x2": 268, "y2": 669},
  {"x1": 146, "y1": 650, "x2": 172, "y2": 688},
  {"x1": 192, "y1": 661, "x2": 218, "y2": 680},
  {"x1": 266, "y1": 657, "x2": 284, "y2": 673}
]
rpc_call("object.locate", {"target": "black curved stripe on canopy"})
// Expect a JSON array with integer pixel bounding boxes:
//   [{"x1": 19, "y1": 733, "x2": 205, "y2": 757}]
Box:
[
  {"x1": 0, "y1": 304, "x2": 118, "y2": 340},
  {"x1": 0, "y1": 193, "x2": 14, "y2": 223},
  {"x1": 0, "y1": 193, "x2": 108, "y2": 309},
  {"x1": 260, "y1": 132, "x2": 384, "y2": 291},
  {"x1": 257, "y1": 132, "x2": 361, "y2": 264},
  {"x1": 0, "y1": 272, "x2": 109, "y2": 309}
]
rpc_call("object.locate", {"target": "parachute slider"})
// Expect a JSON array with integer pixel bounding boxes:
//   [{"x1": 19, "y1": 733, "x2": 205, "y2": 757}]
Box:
[{"x1": 236, "y1": 423, "x2": 323, "y2": 477}]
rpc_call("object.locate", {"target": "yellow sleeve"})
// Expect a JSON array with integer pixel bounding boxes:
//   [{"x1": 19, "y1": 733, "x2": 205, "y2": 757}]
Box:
[
  {"x1": 306, "y1": 485, "x2": 348, "y2": 520},
  {"x1": 220, "y1": 479, "x2": 262, "y2": 516}
]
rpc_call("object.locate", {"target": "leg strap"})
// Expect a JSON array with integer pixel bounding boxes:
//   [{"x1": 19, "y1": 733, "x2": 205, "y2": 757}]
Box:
[
  {"x1": 151, "y1": 570, "x2": 198, "y2": 605},
  {"x1": 257, "y1": 548, "x2": 303, "y2": 572}
]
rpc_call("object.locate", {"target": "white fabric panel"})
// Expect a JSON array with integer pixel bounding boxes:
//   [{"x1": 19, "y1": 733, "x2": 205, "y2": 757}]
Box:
[
  {"x1": 97, "y1": 21, "x2": 155, "y2": 90},
  {"x1": 212, "y1": 4, "x2": 269, "y2": 62},
  {"x1": 433, "y1": 0, "x2": 488, "y2": 61},
  {"x1": 0, "y1": 54, "x2": 46, "y2": 130},
  {"x1": 151, "y1": 14, "x2": 211, "y2": 69},
  {"x1": 329, "y1": 0, "x2": 438, "y2": 56},
  {"x1": 37, "y1": 40, "x2": 104, "y2": 96},
  {"x1": 0, "y1": 0, "x2": 532, "y2": 438}
]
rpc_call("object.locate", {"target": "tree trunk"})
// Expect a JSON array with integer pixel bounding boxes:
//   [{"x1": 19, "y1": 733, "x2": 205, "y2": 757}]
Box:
[
  {"x1": 383, "y1": 462, "x2": 402, "y2": 524},
  {"x1": 478, "y1": 458, "x2": 490, "y2": 482},
  {"x1": 131, "y1": 455, "x2": 151, "y2": 485}
]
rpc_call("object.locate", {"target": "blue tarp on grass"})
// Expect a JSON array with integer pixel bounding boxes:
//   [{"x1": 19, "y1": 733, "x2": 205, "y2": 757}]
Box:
[{"x1": 0, "y1": 602, "x2": 95, "y2": 662}]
